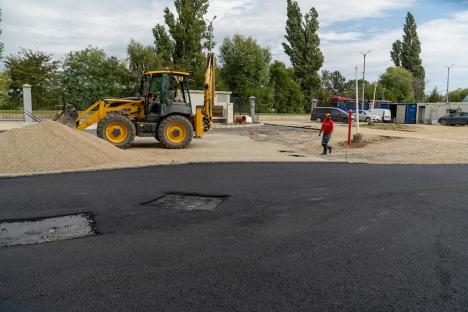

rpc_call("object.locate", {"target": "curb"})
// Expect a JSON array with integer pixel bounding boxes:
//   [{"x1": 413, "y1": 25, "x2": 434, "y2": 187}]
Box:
[{"x1": 0, "y1": 160, "x2": 351, "y2": 180}]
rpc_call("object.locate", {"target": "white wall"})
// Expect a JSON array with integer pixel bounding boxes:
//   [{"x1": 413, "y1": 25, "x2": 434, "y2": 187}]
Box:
[
  {"x1": 417, "y1": 102, "x2": 468, "y2": 124},
  {"x1": 190, "y1": 90, "x2": 232, "y2": 112},
  {"x1": 190, "y1": 90, "x2": 233, "y2": 123}
]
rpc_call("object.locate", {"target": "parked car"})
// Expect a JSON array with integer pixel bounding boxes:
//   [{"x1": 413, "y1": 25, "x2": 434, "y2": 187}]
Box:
[
  {"x1": 368, "y1": 109, "x2": 392, "y2": 123},
  {"x1": 438, "y1": 112, "x2": 468, "y2": 126},
  {"x1": 311, "y1": 107, "x2": 355, "y2": 123},
  {"x1": 356, "y1": 110, "x2": 382, "y2": 122}
]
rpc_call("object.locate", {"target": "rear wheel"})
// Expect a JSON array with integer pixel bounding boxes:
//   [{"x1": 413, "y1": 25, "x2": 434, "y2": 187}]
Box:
[
  {"x1": 158, "y1": 115, "x2": 193, "y2": 149},
  {"x1": 97, "y1": 113, "x2": 136, "y2": 149}
]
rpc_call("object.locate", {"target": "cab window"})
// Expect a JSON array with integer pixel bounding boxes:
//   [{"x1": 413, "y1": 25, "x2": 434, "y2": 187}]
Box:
[{"x1": 169, "y1": 75, "x2": 189, "y2": 104}]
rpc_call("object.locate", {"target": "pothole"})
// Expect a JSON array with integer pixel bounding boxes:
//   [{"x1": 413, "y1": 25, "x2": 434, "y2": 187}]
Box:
[
  {"x1": 0, "y1": 212, "x2": 96, "y2": 247},
  {"x1": 142, "y1": 193, "x2": 229, "y2": 211}
]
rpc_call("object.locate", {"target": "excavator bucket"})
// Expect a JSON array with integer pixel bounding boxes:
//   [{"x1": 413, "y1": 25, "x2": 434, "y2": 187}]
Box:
[{"x1": 54, "y1": 104, "x2": 79, "y2": 128}]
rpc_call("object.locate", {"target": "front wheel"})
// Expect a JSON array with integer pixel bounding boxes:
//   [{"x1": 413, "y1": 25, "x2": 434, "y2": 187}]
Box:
[
  {"x1": 365, "y1": 117, "x2": 371, "y2": 122},
  {"x1": 158, "y1": 115, "x2": 193, "y2": 149},
  {"x1": 97, "y1": 113, "x2": 136, "y2": 149},
  {"x1": 343, "y1": 117, "x2": 348, "y2": 124},
  {"x1": 315, "y1": 117, "x2": 323, "y2": 123},
  {"x1": 440, "y1": 120, "x2": 448, "y2": 126}
]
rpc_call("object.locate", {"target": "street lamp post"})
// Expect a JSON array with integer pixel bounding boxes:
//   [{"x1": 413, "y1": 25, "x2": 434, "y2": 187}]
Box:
[
  {"x1": 205, "y1": 15, "x2": 217, "y2": 53},
  {"x1": 445, "y1": 64, "x2": 454, "y2": 103},
  {"x1": 355, "y1": 66, "x2": 360, "y2": 134},
  {"x1": 360, "y1": 50, "x2": 372, "y2": 111}
]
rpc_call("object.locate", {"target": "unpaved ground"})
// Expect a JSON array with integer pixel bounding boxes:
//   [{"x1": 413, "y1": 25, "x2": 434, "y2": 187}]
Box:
[
  {"x1": 0, "y1": 122, "x2": 324, "y2": 177},
  {"x1": 2, "y1": 119, "x2": 468, "y2": 177},
  {"x1": 255, "y1": 120, "x2": 468, "y2": 164}
]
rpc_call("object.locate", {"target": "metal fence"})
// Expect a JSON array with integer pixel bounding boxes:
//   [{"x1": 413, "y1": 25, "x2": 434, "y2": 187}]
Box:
[
  {"x1": 232, "y1": 97, "x2": 249, "y2": 114},
  {"x1": 0, "y1": 99, "x2": 58, "y2": 121}
]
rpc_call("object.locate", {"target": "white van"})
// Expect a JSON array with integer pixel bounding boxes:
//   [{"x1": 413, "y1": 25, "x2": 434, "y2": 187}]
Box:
[{"x1": 368, "y1": 109, "x2": 392, "y2": 122}]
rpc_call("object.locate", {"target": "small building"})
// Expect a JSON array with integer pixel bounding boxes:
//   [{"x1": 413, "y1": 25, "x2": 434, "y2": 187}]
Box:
[
  {"x1": 416, "y1": 102, "x2": 468, "y2": 124},
  {"x1": 190, "y1": 90, "x2": 233, "y2": 123}
]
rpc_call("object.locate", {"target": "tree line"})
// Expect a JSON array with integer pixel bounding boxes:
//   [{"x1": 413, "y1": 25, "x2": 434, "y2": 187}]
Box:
[{"x1": 0, "y1": 1, "x2": 465, "y2": 111}]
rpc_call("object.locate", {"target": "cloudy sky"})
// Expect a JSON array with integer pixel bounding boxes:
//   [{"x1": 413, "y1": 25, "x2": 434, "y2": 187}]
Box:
[{"x1": 2, "y1": 0, "x2": 468, "y2": 94}]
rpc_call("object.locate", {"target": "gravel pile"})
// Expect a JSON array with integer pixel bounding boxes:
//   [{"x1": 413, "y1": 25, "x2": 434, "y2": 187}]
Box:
[{"x1": 0, "y1": 121, "x2": 132, "y2": 175}]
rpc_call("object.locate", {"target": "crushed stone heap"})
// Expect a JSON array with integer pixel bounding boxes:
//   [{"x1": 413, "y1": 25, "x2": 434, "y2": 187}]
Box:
[{"x1": 0, "y1": 121, "x2": 132, "y2": 175}]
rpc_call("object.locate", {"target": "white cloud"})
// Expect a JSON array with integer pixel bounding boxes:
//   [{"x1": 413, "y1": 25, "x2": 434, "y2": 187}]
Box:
[
  {"x1": 319, "y1": 9, "x2": 468, "y2": 93},
  {"x1": 320, "y1": 31, "x2": 363, "y2": 42},
  {"x1": 419, "y1": 11, "x2": 468, "y2": 92},
  {"x1": 2, "y1": 0, "x2": 467, "y2": 92}
]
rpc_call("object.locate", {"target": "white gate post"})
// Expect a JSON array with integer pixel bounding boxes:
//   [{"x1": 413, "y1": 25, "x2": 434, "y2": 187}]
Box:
[
  {"x1": 225, "y1": 102, "x2": 234, "y2": 124},
  {"x1": 22, "y1": 84, "x2": 33, "y2": 123}
]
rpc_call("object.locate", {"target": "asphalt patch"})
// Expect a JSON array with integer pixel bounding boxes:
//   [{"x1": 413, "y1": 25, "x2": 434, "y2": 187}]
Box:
[
  {"x1": 142, "y1": 192, "x2": 229, "y2": 211},
  {"x1": 0, "y1": 212, "x2": 96, "y2": 247}
]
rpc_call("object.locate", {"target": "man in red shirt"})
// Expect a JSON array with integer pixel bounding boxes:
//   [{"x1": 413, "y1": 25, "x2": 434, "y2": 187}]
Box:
[{"x1": 318, "y1": 113, "x2": 334, "y2": 155}]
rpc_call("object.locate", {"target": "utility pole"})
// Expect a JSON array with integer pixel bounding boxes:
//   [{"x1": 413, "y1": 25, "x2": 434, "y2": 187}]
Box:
[
  {"x1": 205, "y1": 15, "x2": 217, "y2": 53},
  {"x1": 355, "y1": 66, "x2": 360, "y2": 134},
  {"x1": 360, "y1": 50, "x2": 372, "y2": 110},
  {"x1": 445, "y1": 64, "x2": 454, "y2": 103},
  {"x1": 372, "y1": 84, "x2": 377, "y2": 110}
]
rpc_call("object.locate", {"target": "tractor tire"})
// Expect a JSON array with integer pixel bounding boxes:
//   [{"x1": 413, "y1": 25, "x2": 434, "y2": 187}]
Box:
[
  {"x1": 158, "y1": 115, "x2": 193, "y2": 149},
  {"x1": 97, "y1": 113, "x2": 136, "y2": 149}
]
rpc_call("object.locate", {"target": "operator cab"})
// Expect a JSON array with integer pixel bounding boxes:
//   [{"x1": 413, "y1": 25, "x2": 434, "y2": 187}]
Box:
[{"x1": 141, "y1": 71, "x2": 192, "y2": 118}]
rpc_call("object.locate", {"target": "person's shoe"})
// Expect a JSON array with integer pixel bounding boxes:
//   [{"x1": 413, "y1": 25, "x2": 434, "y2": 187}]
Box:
[
  {"x1": 321, "y1": 151, "x2": 327, "y2": 155},
  {"x1": 328, "y1": 146, "x2": 332, "y2": 154}
]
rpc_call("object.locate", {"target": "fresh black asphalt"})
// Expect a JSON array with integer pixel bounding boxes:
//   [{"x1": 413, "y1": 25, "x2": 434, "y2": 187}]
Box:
[{"x1": 1, "y1": 163, "x2": 468, "y2": 311}]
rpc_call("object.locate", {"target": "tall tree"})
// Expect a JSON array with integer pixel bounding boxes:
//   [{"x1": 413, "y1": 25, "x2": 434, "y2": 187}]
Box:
[
  {"x1": 283, "y1": 0, "x2": 323, "y2": 108},
  {"x1": 60, "y1": 47, "x2": 132, "y2": 109},
  {"x1": 152, "y1": 25, "x2": 174, "y2": 67},
  {"x1": 321, "y1": 70, "x2": 347, "y2": 95},
  {"x1": 4, "y1": 49, "x2": 60, "y2": 109},
  {"x1": 0, "y1": 9, "x2": 4, "y2": 60},
  {"x1": 390, "y1": 12, "x2": 425, "y2": 102},
  {"x1": 426, "y1": 87, "x2": 444, "y2": 103},
  {"x1": 378, "y1": 67, "x2": 414, "y2": 103},
  {"x1": 153, "y1": 0, "x2": 209, "y2": 87},
  {"x1": 390, "y1": 40, "x2": 402, "y2": 67},
  {"x1": 270, "y1": 61, "x2": 304, "y2": 113},
  {"x1": 219, "y1": 34, "x2": 272, "y2": 111},
  {"x1": 126, "y1": 39, "x2": 159, "y2": 92}
]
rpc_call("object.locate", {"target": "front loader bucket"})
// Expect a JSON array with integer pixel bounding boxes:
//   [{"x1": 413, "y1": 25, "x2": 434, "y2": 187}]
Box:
[{"x1": 54, "y1": 104, "x2": 79, "y2": 128}]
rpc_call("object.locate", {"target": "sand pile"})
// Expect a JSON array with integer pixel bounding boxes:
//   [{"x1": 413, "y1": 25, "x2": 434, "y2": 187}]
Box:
[{"x1": 0, "y1": 121, "x2": 133, "y2": 175}]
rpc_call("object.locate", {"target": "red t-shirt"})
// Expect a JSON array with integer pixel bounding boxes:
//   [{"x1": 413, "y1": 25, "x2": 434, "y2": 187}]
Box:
[{"x1": 321, "y1": 119, "x2": 334, "y2": 133}]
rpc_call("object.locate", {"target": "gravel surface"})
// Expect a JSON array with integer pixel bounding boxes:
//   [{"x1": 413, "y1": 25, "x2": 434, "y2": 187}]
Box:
[
  {"x1": 0, "y1": 121, "x2": 133, "y2": 175},
  {"x1": 0, "y1": 122, "x2": 322, "y2": 177}
]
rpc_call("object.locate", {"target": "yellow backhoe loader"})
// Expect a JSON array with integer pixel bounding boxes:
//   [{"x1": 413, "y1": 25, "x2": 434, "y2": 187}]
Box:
[{"x1": 56, "y1": 53, "x2": 216, "y2": 149}]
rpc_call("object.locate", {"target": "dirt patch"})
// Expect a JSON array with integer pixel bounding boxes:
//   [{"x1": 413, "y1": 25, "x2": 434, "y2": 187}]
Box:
[
  {"x1": 337, "y1": 136, "x2": 402, "y2": 148},
  {"x1": 0, "y1": 121, "x2": 133, "y2": 175},
  {"x1": 363, "y1": 123, "x2": 415, "y2": 132}
]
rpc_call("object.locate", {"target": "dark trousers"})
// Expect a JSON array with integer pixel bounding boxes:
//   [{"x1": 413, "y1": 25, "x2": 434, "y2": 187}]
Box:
[{"x1": 321, "y1": 132, "x2": 332, "y2": 154}]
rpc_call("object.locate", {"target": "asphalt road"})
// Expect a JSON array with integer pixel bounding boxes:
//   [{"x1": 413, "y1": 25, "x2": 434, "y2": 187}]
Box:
[{"x1": 1, "y1": 163, "x2": 468, "y2": 312}]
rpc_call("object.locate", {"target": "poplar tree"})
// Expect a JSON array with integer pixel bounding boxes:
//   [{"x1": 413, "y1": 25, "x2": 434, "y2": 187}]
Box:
[
  {"x1": 390, "y1": 12, "x2": 425, "y2": 102},
  {"x1": 390, "y1": 40, "x2": 402, "y2": 67},
  {"x1": 152, "y1": 0, "x2": 209, "y2": 86},
  {"x1": 0, "y1": 9, "x2": 4, "y2": 60},
  {"x1": 282, "y1": 0, "x2": 323, "y2": 109}
]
